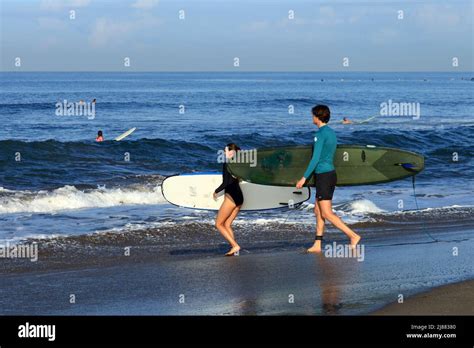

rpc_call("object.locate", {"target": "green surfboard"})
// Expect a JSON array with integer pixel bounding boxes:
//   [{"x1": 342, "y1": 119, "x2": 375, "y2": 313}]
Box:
[{"x1": 227, "y1": 145, "x2": 424, "y2": 186}]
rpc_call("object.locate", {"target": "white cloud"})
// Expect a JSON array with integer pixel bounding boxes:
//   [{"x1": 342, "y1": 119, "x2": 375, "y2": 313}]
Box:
[
  {"x1": 131, "y1": 0, "x2": 159, "y2": 10},
  {"x1": 319, "y1": 6, "x2": 336, "y2": 18},
  {"x1": 243, "y1": 6, "x2": 345, "y2": 33},
  {"x1": 40, "y1": 0, "x2": 92, "y2": 11},
  {"x1": 89, "y1": 18, "x2": 134, "y2": 47},
  {"x1": 314, "y1": 6, "x2": 344, "y2": 26},
  {"x1": 88, "y1": 15, "x2": 162, "y2": 47},
  {"x1": 272, "y1": 6, "x2": 343, "y2": 29},
  {"x1": 417, "y1": 4, "x2": 461, "y2": 27},
  {"x1": 277, "y1": 17, "x2": 308, "y2": 28},
  {"x1": 244, "y1": 16, "x2": 308, "y2": 32}
]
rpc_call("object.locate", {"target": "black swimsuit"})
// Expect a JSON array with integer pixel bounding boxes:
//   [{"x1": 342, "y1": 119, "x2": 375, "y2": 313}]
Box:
[{"x1": 214, "y1": 163, "x2": 244, "y2": 206}]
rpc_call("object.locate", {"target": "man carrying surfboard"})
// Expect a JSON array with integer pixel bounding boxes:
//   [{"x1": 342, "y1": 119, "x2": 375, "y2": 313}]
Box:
[{"x1": 296, "y1": 105, "x2": 361, "y2": 253}]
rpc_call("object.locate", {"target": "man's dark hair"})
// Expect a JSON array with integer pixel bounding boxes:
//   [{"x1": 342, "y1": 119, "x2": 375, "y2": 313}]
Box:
[{"x1": 312, "y1": 105, "x2": 331, "y2": 123}]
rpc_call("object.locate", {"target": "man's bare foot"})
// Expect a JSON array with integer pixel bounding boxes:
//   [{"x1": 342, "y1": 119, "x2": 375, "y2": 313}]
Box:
[
  {"x1": 225, "y1": 245, "x2": 241, "y2": 256},
  {"x1": 306, "y1": 241, "x2": 322, "y2": 253},
  {"x1": 349, "y1": 234, "x2": 361, "y2": 249}
]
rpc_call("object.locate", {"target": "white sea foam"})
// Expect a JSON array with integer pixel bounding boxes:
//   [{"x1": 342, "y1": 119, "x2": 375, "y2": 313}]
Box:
[
  {"x1": 304, "y1": 199, "x2": 384, "y2": 216},
  {"x1": 0, "y1": 185, "x2": 165, "y2": 214},
  {"x1": 342, "y1": 199, "x2": 385, "y2": 214},
  {"x1": 384, "y1": 204, "x2": 474, "y2": 216}
]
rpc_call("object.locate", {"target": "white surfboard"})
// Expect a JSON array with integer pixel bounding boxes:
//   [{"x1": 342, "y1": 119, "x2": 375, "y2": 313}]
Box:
[
  {"x1": 161, "y1": 173, "x2": 310, "y2": 211},
  {"x1": 342, "y1": 116, "x2": 376, "y2": 125},
  {"x1": 115, "y1": 127, "x2": 136, "y2": 141},
  {"x1": 355, "y1": 116, "x2": 376, "y2": 124}
]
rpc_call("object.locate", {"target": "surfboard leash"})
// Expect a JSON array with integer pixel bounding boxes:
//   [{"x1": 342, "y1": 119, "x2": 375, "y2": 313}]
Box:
[
  {"x1": 371, "y1": 176, "x2": 469, "y2": 248},
  {"x1": 410, "y1": 176, "x2": 468, "y2": 244}
]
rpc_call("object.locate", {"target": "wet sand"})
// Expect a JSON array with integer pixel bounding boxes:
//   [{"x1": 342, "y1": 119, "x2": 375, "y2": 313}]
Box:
[
  {"x1": 373, "y1": 279, "x2": 474, "y2": 315},
  {"x1": 0, "y1": 222, "x2": 472, "y2": 315}
]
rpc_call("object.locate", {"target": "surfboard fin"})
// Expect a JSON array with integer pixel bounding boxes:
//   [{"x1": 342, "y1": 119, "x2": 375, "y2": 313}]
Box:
[{"x1": 396, "y1": 163, "x2": 419, "y2": 172}]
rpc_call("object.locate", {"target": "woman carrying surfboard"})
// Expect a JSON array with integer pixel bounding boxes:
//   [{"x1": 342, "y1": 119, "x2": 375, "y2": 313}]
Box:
[
  {"x1": 296, "y1": 105, "x2": 361, "y2": 253},
  {"x1": 213, "y1": 143, "x2": 243, "y2": 256}
]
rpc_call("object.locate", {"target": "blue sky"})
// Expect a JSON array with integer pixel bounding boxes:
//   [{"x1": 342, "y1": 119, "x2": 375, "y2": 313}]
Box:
[{"x1": 0, "y1": 0, "x2": 472, "y2": 71}]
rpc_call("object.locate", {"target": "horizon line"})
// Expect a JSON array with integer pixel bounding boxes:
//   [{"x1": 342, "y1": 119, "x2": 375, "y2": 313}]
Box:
[{"x1": 1, "y1": 70, "x2": 473, "y2": 74}]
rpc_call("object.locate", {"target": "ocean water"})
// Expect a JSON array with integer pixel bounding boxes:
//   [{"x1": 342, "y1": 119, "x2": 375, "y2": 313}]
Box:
[{"x1": 0, "y1": 72, "x2": 473, "y2": 244}]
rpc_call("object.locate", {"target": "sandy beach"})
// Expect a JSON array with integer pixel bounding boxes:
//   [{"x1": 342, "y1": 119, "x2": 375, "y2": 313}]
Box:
[
  {"x1": 0, "y1": 1, "x2": 472, "y2": 345},
  {"x1": 373, "y1": 279, "x2": 474, "y2": 315},
  {"x1": 0, "y1": 218, "x2": 472, "y2": 315}
]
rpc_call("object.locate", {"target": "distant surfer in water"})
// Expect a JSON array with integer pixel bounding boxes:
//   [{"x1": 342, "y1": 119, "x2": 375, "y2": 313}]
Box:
[
  {"x1": 342, "y1": 117, "x2": 353, "y2": 124},
  {"x1": 96, "y1": 130, "x2": 104, "y2": 142},
  {"x1": 296, "y1": 105, "x2": 361, "y2": 252},
  {"x1": 213, "y1": 143, "x2": 243, "y2": 256}
]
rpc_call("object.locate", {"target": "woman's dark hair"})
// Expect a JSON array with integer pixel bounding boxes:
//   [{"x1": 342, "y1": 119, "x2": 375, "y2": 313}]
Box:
[
  {"x1": 226, "y1": 143, "x2": 241, "y2": 151},
  {"x1": 98, "y1": 130, "x2": 103, "y2": 137},
  {"x1": 312, "y1": 105, "x2": 331, "y2": 123}
]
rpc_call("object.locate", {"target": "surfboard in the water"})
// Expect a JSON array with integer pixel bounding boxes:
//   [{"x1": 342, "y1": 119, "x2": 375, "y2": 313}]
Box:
[
  {"x1": 115, "y1": 128, "x2": 136, "y2": 141},
  {"x1": 342, "y1": 116, "x2": 376, "y2": 124},
  {"x1": 355, "y1": 116, "x2": 376, "y2": 124},
  {"x1": 227, "y1": 145, "x2": 424, "y2": 187},
  {"x1": 161, "y1": 172, "x2": 310, "y2": 211}
]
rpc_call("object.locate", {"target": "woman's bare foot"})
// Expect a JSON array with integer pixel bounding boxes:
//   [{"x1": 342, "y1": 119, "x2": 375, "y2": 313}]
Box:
[
  {"x1": 225, "y1": 245, "x2": 241, "y2": 256},
  {"x1": 349, "y1": 234, "x2": 361, "y2": 249},
  {"x1": 306, "y1": 241, "x2": 322, "y2": 253}
]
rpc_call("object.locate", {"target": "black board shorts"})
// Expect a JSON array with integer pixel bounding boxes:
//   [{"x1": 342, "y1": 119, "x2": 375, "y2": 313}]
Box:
[
  {"x1": 225, "y1": 181, "x2": 244, "y2": 206},
  {"x1": 314, "y1": 170, "x2": 337, "y2": 201}
]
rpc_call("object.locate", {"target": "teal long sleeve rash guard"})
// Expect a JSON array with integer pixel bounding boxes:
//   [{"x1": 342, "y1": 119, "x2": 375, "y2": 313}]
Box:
[{"x1": 303, "y1": 125, "x2": 337, "y2": 179}]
